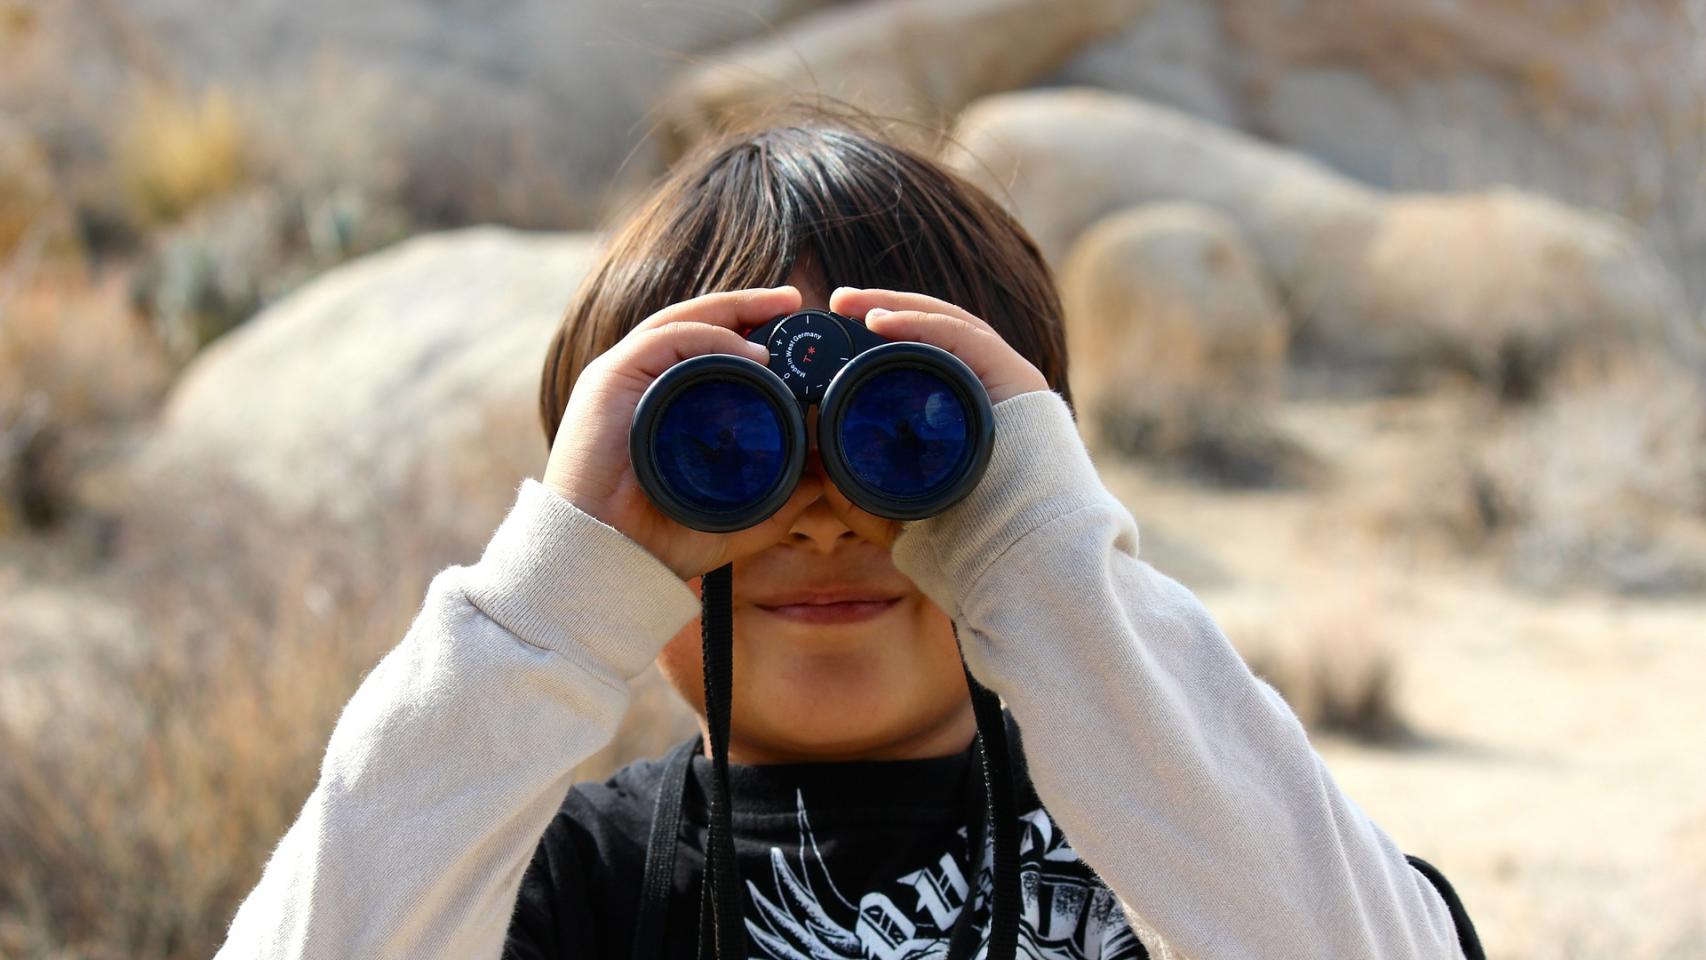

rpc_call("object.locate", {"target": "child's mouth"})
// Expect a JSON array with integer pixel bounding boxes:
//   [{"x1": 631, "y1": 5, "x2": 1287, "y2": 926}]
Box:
[{"x1": 753, "y1": 591, "x2": 903, "y2": 624}]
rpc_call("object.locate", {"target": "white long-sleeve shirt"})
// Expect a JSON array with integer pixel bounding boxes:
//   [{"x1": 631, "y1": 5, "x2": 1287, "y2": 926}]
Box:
[{"x1": 214, "y1": 389, "x2": 1472, "y2": 959}]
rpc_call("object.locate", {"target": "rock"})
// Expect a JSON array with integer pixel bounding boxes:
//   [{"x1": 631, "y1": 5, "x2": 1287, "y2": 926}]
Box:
[
  {"x1": 1041, "y1": 0, "x2": 1244, "y2": 128},
  {"x1": 1061, "y1": 202, "x2": 1305, "y2": 486},
  {"x1": 139, "y1": 227, "x2": 599, "y2": 537},
  {"x1": 1358, "y1": 189, "x2": 1677, "y2": 398},
  {"x1": 946, "y1": 88, "x2": 1685, "y2": 395},
  {"x1": 1060, "y1": 203, "x2": 1285, "y2": 429},
  {"x1": 658, "y1": 0, "x2": 1154, "y2": 158},
  {"x1": 1260, "y1": 67, "x2": 1421, "y2": 186},
  {"x1": 1054, "y1": 0, "x2": 1706, "y2": 309},
  {"x1": 944, "y1": 87, "x2": 1382, "y2": 280}
]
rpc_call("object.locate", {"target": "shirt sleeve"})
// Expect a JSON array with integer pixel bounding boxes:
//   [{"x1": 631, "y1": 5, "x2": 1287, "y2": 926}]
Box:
[
  {"x1": 212, "y1": 478, "x2": 700, "y2": 960},
  {"x1": 889, "y1": 389, "x2": 1474, "y2": 960}
]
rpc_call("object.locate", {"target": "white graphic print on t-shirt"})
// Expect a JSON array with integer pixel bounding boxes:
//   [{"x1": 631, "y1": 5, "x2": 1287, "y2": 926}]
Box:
[{"x1": 742, "y1": 790, "x2": 1145, "y2": 960}]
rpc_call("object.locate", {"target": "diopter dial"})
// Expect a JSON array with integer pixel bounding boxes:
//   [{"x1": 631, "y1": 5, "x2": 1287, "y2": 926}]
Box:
[{"x1": 764, "y1": 309, "x2": 855, "y2": 402}]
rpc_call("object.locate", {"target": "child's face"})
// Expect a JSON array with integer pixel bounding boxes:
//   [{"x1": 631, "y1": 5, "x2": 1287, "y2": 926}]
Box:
[{"x1": 652, "y1": 271, "x2": 976, "y2": 763}]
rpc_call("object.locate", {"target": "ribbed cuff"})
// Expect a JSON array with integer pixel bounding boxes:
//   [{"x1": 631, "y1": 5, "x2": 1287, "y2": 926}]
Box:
[
  {"x1": 890, "y1": 389, "x2": 1121, "y2": 617},
  {"x1": 459, "y1": 478, "x2": 701, "y2": 680}
]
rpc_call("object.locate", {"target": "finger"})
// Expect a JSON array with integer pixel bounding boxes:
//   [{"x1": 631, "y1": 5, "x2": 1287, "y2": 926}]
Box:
[
  {"x1": 635, "y1": 285, "x2": 802, "y2": 334},
  {"x1": 859, "y1": 309, "x2": 1048, "y2": 403},
  {"x1": 610, "y1": 322, "x2": 771, "y2": 382},
  {"x1": 829, "y1": 287, "x2": 996, "y2": 335},
  {"x1": 858, "y1": 308, "x2": 1003, "y2": 375}
]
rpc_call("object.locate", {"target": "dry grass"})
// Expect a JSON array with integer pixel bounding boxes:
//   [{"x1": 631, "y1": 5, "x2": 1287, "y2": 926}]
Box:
[
  {"x1": 1225, "y1": 589, "x2": 1411, "y2": 744},
  {"x1": 0, "y1": 267, "x2": 170, "y2": 535},
  {"x1": 0, "y1": 269, "x2": 168, "y2": 424},
  {"x1": 0, "y1": 118, "x2": 66, "y2": 264},
  {"x1": 117, "y1": 84, "x2": 250, "y2": 227},
  {"x1": 1471, "y1": 355, "x2": 1706, "y2": 595},
  {"x1": 0, "y1": 464, "x2": 472, "y2": 959},
  {"x1": 0, "y1": 430, "x2": 685, "y2": 958},
  {"x1": 1320, "y1": 353, "x2": 1706, "y2": 596}
]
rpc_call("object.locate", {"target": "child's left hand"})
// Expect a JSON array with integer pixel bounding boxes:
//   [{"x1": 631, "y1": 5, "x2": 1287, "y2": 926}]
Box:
[
  {"x1": 817, "y1": 287, "x2": 1052, "y2": 546},
  {"x1": 829, "y1": 287, "x2": 1051, "y2": 404}
]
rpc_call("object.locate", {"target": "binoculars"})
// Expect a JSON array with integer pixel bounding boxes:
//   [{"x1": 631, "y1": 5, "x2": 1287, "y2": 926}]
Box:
[{"x1": 629, "y1": 309, "x2": 994, "y2": 532}]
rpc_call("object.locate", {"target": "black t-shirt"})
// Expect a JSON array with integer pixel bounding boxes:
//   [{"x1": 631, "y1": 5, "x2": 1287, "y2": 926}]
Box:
[{"x1": 502, "y1": 721, "x2": 1150, "y2": 960}]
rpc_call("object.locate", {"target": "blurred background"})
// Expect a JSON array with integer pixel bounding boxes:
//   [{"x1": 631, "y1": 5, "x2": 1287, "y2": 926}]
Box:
[{"x1": 2, "y1": 0, "x2": 1703, "y2": 957}]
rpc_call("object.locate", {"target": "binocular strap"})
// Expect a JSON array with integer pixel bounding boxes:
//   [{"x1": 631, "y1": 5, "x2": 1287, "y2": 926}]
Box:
[{"x1": 633, "y1": 565, "x2": 1021, "y2": 960}]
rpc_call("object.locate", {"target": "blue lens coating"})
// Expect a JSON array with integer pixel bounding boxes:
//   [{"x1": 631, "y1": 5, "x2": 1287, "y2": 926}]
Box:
[
  {"x1": 837, "y1": 368, "x2": 971, "y2": 499},
  {"x1": 653, "y1": 380, "x2": 787, "y2": 510}
]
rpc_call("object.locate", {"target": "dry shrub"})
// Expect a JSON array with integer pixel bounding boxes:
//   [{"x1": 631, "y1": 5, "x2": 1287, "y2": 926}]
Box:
[
  {"x1": 118, "y1": 84, "x2": 250, "y2": 226},
  {"x1": 0, "y1": 446, "x2": 514, "y2": 958},
  {"x1": 1227, "y1": 595, "x2": 1410, "y2": 744},
  {"x1": 1096, "y1": 399, "x2": 1324, "y2": 490},
  {"x1": 0, "y1": 269, "x2": 170, "y2": 533},
  {"x1": 0, "y1": 116, "x2": 72, "y2": 265},
  {"x1": 0, "y1": 270, "x2": 168, "y2": 424},
  {"x1": 1474, "y1": 355, "x2": 1706, "y2": 595},
  {"x1": 0, "y1": 470, "x2": 438, "y2": 959},
  {"x1": 1345, "y1": 352, "x2": 1706, "y2": 596},
  {"x1": 127, "y1": 59, "x2": 418, "y2": 363},
  {"x1": 0, "y1": 448, "x2": 693, "y2": 958}
]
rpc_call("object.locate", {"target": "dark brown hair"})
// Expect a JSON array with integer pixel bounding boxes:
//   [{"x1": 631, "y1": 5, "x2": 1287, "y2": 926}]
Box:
[{"x1": 538, "y1": 117, "x2": 1071, "y2": 446}]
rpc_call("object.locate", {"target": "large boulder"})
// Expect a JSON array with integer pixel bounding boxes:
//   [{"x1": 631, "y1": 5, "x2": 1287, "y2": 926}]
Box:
[
  {"x1": 658, "y1": 0, "x2": 1153, "y2": 157},
  {"x1": 943, "y1": 88, "x2": 1383, "y2": 291},
  {"x1": 1358, "y1": 189, "x2": 1679, "y2": 396},
  {"x1": 945, "y1": 88, "x2": 1686, "y2": 395},
  {"x1": 1047, "y1": 0, "x2": 1706, "y2": 309},
  {"x1": 138, "y1": 227, "x2": 598, "y2": 536},
  {"x1": 1060, "y1": 203, "x2": 1285, "y2": 440},
  {"x1": 1045, "y1": 0, "x2": 1244, "y2": 128},
  {"x1": 1061, "y1": 202, "x2": 1302, "y2": 486}
]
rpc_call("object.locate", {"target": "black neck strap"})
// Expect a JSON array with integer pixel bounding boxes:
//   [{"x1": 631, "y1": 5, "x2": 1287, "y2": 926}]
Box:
[
  {"x1": 631, "y1": 734, "x2": 701, "y2": 960},
  {"x1": 698, "y1": 563, "x2": 744, "y2": 960},
  {"x1": 632, "y1": 567, "x2": 1021, "y2": 960}
]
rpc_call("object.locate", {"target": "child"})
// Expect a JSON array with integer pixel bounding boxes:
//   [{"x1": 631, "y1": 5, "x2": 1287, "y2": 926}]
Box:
[{"x1": 214, "y1": 122, "x2": 1483, "y2": 960}]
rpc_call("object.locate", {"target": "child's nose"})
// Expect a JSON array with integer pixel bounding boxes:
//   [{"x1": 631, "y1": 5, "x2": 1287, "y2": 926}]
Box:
[{"x1": 787, "y1": 446, "x2": 856, "y2": 551}]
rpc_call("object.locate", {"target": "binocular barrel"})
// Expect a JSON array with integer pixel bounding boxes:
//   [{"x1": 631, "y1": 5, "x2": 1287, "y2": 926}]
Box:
[{"x1": 629, "y1": 309, "x2": 995, "y2": 532}]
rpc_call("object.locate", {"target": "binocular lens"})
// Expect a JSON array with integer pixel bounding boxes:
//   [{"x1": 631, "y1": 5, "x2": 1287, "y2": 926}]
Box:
[
  {"x1": 651, "y1": 379, "x2": 790, "y2": 511},
  {"x1": 630, "y1": 315, "x2": 992, "y2": 531},
  {"x1": 836, "y1": 367, "x2": 973, "y2": 500}
]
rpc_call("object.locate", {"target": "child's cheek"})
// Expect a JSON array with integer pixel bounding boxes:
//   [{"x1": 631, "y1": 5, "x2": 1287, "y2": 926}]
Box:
[{"x1": 655, "y1": 620, "x2": 706, "y2": 715}]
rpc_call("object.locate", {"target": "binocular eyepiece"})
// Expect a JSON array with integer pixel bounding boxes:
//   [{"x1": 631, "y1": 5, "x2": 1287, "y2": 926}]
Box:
[{"x1": 629, "y1": 309, "x2": 995, "y2": 532}]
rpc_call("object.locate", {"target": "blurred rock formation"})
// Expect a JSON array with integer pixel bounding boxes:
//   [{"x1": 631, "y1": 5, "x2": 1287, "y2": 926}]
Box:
[
  {"x1": 1050, "y1": 0, "x2": 1706, "y2": 312},
  {"x1": 658, "y1": 0, "x2": 1154, "y2": 157},
  {"x1": 1060, "y1": 203, "x2": 1303, "y2": 485},
  {"x1": 946, "y1": 88, "x2": 1686, "y2": 396},
  {"x1": 137, "y1": 227, "x2": 596, "y2": 539}
]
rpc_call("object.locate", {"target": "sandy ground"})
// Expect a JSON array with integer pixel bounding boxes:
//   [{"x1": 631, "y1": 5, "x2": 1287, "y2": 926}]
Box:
[{"x1": 1095, "y1": 392, "x2": 1706, "y2": 959}]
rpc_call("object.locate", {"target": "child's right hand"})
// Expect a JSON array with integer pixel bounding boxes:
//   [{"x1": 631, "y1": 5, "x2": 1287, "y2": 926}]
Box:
[{"x1": 541, "y1": 285, "x2": 826, "y2": 581}]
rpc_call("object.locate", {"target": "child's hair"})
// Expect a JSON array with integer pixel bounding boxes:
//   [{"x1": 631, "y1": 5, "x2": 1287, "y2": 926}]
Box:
[{"x1": 537, "y1": 115, "x2": 1072, "y2": 445}]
